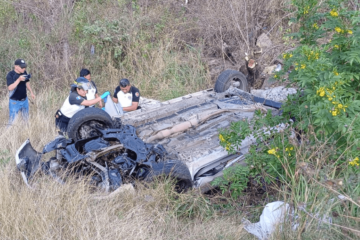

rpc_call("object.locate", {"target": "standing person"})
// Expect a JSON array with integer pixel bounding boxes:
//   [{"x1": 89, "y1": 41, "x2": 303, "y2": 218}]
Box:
[
  {"x1": 55, "y1": 77, "x2": 109, "y2": 134},
  {"x1": 80, "y1": 68, "x2": 102, "y2": 108},
  {"x1": 6, "y1": 59, "x2": 35, "y2": 125},
  {"x1": 112, "y1": 78, "x2": 140, "y2": 112}
]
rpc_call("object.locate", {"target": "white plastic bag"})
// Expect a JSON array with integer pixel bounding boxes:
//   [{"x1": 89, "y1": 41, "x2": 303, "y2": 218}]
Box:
[{"x1": 243, "y1": 201, "x2": 297, "y2": 240}]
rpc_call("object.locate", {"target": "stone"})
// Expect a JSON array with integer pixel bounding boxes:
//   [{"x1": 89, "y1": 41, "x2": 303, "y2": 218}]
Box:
[
  {"x1": 251, "y1": 86, "x2": 297, "y2": 102},
  {"x1": 256, "y1": 33, "x2": 272, "y2": 49}
]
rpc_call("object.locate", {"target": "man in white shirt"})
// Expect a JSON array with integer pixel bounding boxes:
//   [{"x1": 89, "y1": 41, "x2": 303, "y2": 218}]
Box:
[{"x1": 112, "y1": 78, "x2": 140, "y2": 112}]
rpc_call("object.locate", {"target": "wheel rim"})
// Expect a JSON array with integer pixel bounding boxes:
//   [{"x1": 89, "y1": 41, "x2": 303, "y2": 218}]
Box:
[
  {"x1": 77, "y1": 120, "x2": 108, "y2": 139},
  {"x1": 225, "y1": 77, "x2": 245, "y2": 91}
]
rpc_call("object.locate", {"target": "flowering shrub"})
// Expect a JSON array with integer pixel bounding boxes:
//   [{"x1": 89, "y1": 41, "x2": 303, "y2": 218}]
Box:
[
  {"x1": 214, "y1": 0, "x2": 360, "y2": 197},
  {"x1": 281, "y1": 0, "x2": 360, "y2": 161}
]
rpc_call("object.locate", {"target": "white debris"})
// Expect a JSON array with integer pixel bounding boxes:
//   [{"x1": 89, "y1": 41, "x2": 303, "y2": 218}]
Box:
[
  {"x1": 243, "y1": 201, "x2": 297, "y2": 240},
  {"x1": 263, "y1": 65, "x2": 277, "y2": 75},
  {"x1": 251, "y1": 86, "x2": 297, "y2": 102}
]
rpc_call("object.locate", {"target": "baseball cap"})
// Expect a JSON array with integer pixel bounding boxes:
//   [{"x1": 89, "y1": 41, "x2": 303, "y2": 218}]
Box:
[{"x1": 14, "y1": 59, "x2": 27, "y2": 68}]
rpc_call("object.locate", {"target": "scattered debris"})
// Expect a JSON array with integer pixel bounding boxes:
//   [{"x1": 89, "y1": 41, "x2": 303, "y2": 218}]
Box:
[{"x1": 263, "y1": 65, "x2": 277, "y2": 75}]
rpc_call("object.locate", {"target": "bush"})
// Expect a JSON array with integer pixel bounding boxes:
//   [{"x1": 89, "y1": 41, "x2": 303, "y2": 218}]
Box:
[{"x1": 215, "y1": 0, "x2": 360, "y2": 199}]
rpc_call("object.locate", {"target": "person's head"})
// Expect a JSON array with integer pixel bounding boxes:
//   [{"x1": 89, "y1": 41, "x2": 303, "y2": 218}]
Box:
[
  {"x1": 71, "y1": 77, "x2": 92, "y2": 97},
  {"x1": 14, "y1": 59, "x2": 27, "y2": 74},
  {"x1": 119, "y1": 78, "x2": 131, "y2": 93},
  {"x1": 80, "y1": 68, "x2": 91, "y2": 81}
]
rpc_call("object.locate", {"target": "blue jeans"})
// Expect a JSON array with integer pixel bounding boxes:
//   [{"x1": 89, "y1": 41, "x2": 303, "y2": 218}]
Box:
[{"x1": 9, "y1": 98, "x2": 29, "y2": 125}]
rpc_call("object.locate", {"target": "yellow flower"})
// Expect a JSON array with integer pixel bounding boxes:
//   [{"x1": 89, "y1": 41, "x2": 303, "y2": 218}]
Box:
[
  {"x1": 333, "y1": 70, "x2": 339, "y2": 76},
  {"x1": 317, "y1": 87, "x2": 325, "y2": 97},
  {"x1": 313, "y1": 23, "x2": 319, "y2": 29},
  {"x1": 328, "y1": 97, "x2": 333, "y2": 101},
  {"x1": 295, "y1": 67, "x2": 298, "y2": 71},
  {"x1": 289, "y1": 54, "x2": 293, "y2": 58},
  {"x1": 301, "y1": 64, "x2": 306, "y2": 69},
  {"x1": 338, "y1": 104, "x2": 343, "y2": 109},
  {"x1": 335, "y1": 27, "x2": 342, "y2": 33},
  {"x1": 332, "y1": 110, "x2": 338, "y2": 116},
  {"x1": 348, "y1": 30, "x2": 353, "y2": 34},
  {"x1": 334, "y1": 45, "x2": 339, "y2": 49},
  {"x1": 219, "y1": 134, "x2": 225, "y2": 142},
  {"x1": 274, "y1": 75, "x2": 278, "y2": 78},
  {"x1": 303, "y1": 6, "x2": 310, "y2": 14},
  {"x1": 268, "y1": 148, "x2": 280, "y2": 157},
  {"x1": 330, "y1": 9, "x2": 338, "y2": 17},
  {"x1": 349, "y1": 157, "x2": 360, "y2": 166}
]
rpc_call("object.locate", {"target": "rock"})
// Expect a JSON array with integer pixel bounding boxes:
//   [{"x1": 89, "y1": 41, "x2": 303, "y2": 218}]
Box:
[
  {"x1": 256, "y1": 33, "x2": 272, "y2": 49},
  {"x1": 251, "y1": 86, "x2": 297, "y2": 102}
]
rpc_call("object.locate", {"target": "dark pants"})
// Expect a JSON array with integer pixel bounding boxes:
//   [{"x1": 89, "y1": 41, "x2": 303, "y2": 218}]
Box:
[{"x1": 55, "y1": 110, "x2": 70, "y2": 134}]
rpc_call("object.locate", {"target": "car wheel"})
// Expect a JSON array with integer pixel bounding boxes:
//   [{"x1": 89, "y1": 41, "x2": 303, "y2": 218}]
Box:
[
  {"x1": 145, "y1": 160, "x2": 193, "y2": 193},
  {"x1": 67, "y1": 108, "x2": 114, "y2": 141},
  {"x1": 214, "y1": 69, "x2": 248, "y2": 93}
]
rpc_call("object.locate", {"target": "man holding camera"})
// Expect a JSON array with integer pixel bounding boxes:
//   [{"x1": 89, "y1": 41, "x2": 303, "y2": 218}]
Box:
[{"x1": 6, "y1": 59, "x2": 35, "y2": 125}]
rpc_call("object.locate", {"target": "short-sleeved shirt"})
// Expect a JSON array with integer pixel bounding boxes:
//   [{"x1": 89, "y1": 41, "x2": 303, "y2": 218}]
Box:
[
  {"x1": 69, "y1": 91, "x2": 86, "y2": 105},
  {"x1": 6, "y1": 70, "x2": 30, "y2": 100},
  {"x1": 113, "y1": 86, "x2": 140, "y2": 108},
  {"x1": 60, "y1": 91, "x2": 86, "y2": 118}
]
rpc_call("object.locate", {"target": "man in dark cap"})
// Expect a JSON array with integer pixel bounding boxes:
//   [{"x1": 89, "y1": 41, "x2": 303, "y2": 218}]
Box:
[
  {"x1": 6, "y1": 59, "x2": 35, "y2": 125},
  {"x1": 79, "y1": 68, "x2": 102, "y2": 108},
  {"x1": 112, "y1": 78, "x2": 140, "y2": 112}
]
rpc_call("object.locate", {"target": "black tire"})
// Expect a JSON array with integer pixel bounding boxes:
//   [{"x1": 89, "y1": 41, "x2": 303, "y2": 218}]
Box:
[
  {"x1": 214, "y1": 69, "x2": 248, "y2": 93},
  {"x1": 145, "y1": 160, "x2": 193, "y2": 192},
  {"x1": 67, "y1": 108, "x2": 114, "y2": 141}
]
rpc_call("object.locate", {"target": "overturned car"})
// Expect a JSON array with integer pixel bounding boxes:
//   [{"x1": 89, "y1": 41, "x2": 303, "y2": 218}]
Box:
[{"x1": 16, "y1": 70, "x2": 283, "y2": 193}]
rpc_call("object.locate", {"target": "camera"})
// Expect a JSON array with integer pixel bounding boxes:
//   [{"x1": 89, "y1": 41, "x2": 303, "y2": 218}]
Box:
[{"x1": 22, "y1": 74, "x2": 31, "y2": 81}]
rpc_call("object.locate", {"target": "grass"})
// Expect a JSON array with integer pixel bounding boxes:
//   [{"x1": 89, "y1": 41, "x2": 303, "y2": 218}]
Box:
[{"x1": 1, "y1": 0, "x2": 358, "y2": 239}]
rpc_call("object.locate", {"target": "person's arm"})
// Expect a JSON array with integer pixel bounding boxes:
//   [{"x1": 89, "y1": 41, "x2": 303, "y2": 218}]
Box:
[
  {"x1": 81, "y1": 97, "x2": 103, "y2": 106},
  {"x1": 26, "y1": 82, "x2": 35, "y2": 100},
  {"x1": 112, "y1": 87, "x2": 120, "y2": 103},
  {"x1": 95, "y1": 93, "x2": 103, "y2": 107},
  {"x1": 8, "y1": 75, "x2": 25, "y2": 91},
  {"x1": 122, "y1": 102, "x2": 139, "y2": 111}
]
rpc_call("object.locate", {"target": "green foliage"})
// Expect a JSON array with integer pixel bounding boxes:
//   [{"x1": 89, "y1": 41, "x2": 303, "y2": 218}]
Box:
[
  {"x1": 217, "y1": 110, "x2": 297, "y2": 187},
  {"x1": 281, "y1": 0, "x2": 360, "y2": 160},
  {"x1": 214, "y1": 0, "x2": 360, "y2": 203},
  {"x1": 212, "y1": 165, "x2": 249, "y2": 199}
]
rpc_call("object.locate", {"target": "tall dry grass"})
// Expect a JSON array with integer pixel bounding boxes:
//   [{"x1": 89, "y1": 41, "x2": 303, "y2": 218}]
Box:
[
  {"x1": 0, "y1": 0, "x2": 308, "y2": 239},
  {"x1": 0, "y1": 0, "x2": 294, "y2": 100}
]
